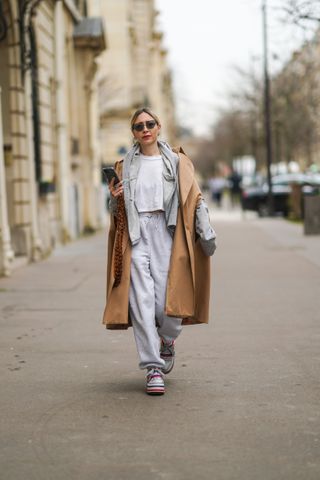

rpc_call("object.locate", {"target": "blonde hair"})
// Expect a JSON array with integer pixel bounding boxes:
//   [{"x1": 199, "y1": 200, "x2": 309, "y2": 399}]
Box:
[{"x1": 130, "y1": 107, "x2": 160, "y2": 130}]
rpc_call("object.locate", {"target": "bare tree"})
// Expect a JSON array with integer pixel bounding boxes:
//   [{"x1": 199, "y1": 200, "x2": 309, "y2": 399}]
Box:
[
  {"x1": 194, "y1": 107, "x2": 261, "y2": 176},
  {"x1": 282, "y1": 1, "x2": 320, "y2": 26},
  {"x1": 193, "y1": 66, "x2": 266, "y2": 176},
  {"x1": 195, "y1": 38, "x2": 320, "y2": 175}
]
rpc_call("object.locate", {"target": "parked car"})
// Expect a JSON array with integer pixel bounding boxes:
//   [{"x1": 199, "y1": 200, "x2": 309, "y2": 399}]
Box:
[{"x1": 241, "y1": 173, "x2": 320, "y2": 217}]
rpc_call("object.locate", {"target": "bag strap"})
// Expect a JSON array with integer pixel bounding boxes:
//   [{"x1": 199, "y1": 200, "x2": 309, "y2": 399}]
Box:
[{"x1": 113, "y1": 160, "x2": 125, "y2": 287}]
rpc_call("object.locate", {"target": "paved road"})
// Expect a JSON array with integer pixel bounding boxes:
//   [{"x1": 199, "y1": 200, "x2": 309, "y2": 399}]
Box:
[{"x1": 1, "y1": 211, "x2": 320, "y2": 480}]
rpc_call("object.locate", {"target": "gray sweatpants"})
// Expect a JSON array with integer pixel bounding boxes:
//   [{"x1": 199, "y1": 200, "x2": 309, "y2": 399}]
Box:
[{"x1": 129, "y1": 212, "x2": 182, "y2": 370}]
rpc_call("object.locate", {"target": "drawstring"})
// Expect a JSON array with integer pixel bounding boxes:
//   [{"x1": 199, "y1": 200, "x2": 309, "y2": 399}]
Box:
[
  {"x1": 139, "y1": 212, "x2": 163, "y2": 231},
  {"x1": 155, "y1": 212, "x2": 161, "y2": 231}
]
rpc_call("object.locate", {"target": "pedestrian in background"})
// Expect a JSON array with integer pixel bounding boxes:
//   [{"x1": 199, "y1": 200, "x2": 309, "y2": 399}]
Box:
[
  {"x1": 228, "y1": 168, "x2": 242, "y2": 207},
  {"x1": 102, "y1": 107, "x2": 217, "y2": 396},
  {"x1": 208, "y1": 174, "x2": 225, "y2": 207}
]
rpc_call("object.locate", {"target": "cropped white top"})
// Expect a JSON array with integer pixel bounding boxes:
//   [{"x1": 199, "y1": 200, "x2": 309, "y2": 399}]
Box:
[{"x1": 134, "y1": 154, "x2": 164, "y2": 213}]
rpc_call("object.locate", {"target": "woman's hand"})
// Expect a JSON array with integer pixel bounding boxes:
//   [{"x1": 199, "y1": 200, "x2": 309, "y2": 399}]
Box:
[{"x1": 109, "y1": 178, "x2": 124, "y2": 198}]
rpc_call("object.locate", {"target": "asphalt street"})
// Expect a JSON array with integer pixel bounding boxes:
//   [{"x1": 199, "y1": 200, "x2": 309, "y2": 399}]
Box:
[{"x1": 0, "y1": 209, "x2": 320, "y2": 480}]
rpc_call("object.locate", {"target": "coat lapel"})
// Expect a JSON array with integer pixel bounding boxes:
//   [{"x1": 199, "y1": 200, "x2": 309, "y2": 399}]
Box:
[
  {"x1": 176, "y1": 149, "x2": 196, "y2": 286},
  {"x1": 177, "y1": 150, "x2": 194, "y2": 205}
]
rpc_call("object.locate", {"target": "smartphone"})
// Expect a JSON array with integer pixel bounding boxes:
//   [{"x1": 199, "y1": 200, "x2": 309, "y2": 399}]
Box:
[{"x1": 102, "y1": 167, "x2": 120, "y2": 185}]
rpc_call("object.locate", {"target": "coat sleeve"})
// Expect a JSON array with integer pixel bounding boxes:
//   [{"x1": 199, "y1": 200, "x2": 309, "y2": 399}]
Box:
[{"x1": 195, "y1": 198, "x2": 217, "y2": 256}]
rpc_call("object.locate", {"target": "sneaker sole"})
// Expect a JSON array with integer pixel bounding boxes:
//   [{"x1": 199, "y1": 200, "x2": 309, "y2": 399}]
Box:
[
  {"x1": 161, "y1": 358, "x2": 174, "y2": 375},
  {"x1": 146, "y1": 387, "x2": 165, "y2": 395}
]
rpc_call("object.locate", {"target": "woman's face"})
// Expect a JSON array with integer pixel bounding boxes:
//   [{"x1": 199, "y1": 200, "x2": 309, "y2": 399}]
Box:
[{"x1": 132, "y1": 112, "x2": 161, "y2": 148}]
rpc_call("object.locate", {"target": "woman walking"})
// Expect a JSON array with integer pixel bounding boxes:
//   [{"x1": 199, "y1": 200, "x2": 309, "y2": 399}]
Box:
[{"x1": 102, "y1": 107, "x2": 217, "y2": 395}]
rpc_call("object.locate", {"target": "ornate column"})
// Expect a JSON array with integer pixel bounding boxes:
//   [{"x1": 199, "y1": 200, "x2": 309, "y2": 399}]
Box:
[
  {"x1": 0, "y1": 86, "x2": 14, "y2": 276},
  {"x1": 19, "y1": 0, "x2": 43, "y2": 259},
  {"x1": 54, "y1": 0, "x2": 70, "y2": 241}
]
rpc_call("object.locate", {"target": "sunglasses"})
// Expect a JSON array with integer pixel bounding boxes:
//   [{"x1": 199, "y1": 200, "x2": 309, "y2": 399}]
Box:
[{"x1": 132, "y1": 120, "x2": 157, "y2": 132}]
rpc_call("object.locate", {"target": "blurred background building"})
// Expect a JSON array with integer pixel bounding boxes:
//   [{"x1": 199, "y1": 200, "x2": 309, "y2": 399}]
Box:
[
  {"x1": 0, "y1": 0, "x2": 175, "y2": 276},
  {"x1": 89, "y1": 0, "x2": 176, "y2": 166}
]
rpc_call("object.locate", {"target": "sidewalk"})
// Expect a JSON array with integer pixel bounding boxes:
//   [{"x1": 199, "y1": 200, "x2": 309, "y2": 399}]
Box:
[
  {"x1": 252, "y1": 217, "x2": 320, "y2": 269},
  {"x1": 1, "y1": 213, "x2": 320, "y2": 480},
  {"x1": 210, "y1": 201, "x2": 320, "y2": 268}
]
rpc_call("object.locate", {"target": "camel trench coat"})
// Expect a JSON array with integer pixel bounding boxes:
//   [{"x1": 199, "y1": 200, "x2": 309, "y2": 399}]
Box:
[{"x1": 102, "y1": 148, "x2": 212, "y2": 330}]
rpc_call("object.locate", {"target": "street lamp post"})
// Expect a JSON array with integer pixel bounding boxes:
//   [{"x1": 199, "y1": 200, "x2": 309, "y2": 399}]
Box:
[{"x1": 262, "y1": 0, "x2": 274, "y2": 215}]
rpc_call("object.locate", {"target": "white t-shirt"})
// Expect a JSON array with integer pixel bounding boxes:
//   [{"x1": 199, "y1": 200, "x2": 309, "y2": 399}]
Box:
[{"x1": 135, "y1": 154, "x2": 164, "y2": 212}]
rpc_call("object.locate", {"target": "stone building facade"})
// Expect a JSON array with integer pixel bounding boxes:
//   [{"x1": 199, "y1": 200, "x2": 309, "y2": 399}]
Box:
[
  {"x1": 0, "y1": 0, "x2": 175, "y2": 276},
  {"x1": 0, "y1": 0, "x2": 106, "y2": 275}
]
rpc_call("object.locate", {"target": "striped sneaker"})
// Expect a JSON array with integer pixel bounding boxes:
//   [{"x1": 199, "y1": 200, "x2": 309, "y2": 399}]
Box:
[
  {"x1": 160, "y1": 340, "x2": 175, "y2": 374},
  {"x1": 146, "y1": 368, "x2": 165, "y2": 395}
]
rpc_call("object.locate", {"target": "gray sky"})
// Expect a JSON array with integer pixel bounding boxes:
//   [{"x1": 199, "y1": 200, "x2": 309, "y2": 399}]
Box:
[{"x1": 155, "y1": 0, "x2": 314, "y2": 136}]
